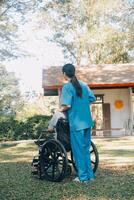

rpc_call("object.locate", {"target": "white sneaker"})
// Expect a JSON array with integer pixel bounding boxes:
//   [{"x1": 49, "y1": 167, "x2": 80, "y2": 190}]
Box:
[
  {"x1": 73, "y1": 177, "x2": 80, "y2": 182},
  {"x1": 73, "y1": 177, "x2": 88, "y2": 183}
]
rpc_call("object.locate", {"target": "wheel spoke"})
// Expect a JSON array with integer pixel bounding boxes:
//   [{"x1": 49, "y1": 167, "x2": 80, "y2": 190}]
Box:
[
  {"x1": 44, "y1": 163, "x2": 52, "y2": 171},
  {"x1": 52, "y1": 164, "x2": 55, "y2": 179},
  {"x1": 90, "y1": 149, "x2": 94, "y2": 154},
  {"x1": 91, "y1": 160, "x2": 95, "y2": 164},
  {"x1": 40, "y1": 139, "x2": 68, "y2": 181},
  {"x1": 58, "y1": 159, "x2": 63, "y2": 164}
]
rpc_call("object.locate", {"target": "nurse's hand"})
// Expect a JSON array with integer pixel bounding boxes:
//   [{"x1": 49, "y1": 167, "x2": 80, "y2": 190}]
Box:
[{"x1": 58, "y1": 105, "x2": 71, "y2": 112}]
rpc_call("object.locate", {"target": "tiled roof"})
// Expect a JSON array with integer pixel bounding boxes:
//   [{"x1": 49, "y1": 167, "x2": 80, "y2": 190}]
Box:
[{"x1": 42, "y1": 63, "x2": 134, "y2": 89}]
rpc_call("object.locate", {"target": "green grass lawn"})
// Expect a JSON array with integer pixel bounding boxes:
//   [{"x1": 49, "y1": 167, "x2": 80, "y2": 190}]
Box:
[{"x1": 0, "y1": 137, "x2": 134, "y2": 200}]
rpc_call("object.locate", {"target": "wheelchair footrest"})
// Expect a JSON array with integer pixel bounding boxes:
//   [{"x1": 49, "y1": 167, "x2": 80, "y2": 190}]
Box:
[{"x1": 31, "y1": 156, "x2": 39, "y2": 175}]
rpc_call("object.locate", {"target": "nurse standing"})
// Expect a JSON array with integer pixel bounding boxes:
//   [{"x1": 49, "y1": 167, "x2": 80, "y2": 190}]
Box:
[{"x1": 60, "y1": 63, "x2": 96, "y2": 183}]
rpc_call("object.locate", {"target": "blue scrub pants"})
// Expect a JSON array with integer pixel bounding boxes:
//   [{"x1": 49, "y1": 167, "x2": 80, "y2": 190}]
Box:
[{"x1": 70, "y1": 128, "x2": 94, "y2": 181}]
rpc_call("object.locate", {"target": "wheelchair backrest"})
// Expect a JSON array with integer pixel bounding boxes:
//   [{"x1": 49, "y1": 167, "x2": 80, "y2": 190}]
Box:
[{"x1": 56, "y1": 118, "x2": 71, "y2": 152}]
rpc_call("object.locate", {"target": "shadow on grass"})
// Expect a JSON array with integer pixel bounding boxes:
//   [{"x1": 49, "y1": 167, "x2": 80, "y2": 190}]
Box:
[
  {"x1": 0, "y1": 162, "x2": 134, "y2": 200},
  {"x1": 0, "y1": 143, "x2": 18, "y2": 149},
  {"x1": 0, "y1": 143, "x2": 38, "y2": 162},
  {"x1": 95, "y1": 136, "x2": 134, "y2": 143},
  {"x1": 0, "y1": 152, "x2": 36, "y2": 162},
  {"x1": 100, "y1": 149, "x2": 134, "y2": 157}
]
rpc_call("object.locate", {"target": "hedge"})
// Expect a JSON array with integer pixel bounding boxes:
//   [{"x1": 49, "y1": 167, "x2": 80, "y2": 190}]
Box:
[{"x1": 0, "y1": 115, "x2": 51, "y2": 140}]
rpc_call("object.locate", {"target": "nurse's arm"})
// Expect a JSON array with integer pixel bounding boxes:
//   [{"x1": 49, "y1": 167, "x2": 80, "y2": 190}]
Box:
[
  {"x1": 88, "y1": 90, "x2": 96, "y2": 103},
  {"x1": 59, "y1": 105, "x2": 71, "y2": 112},
  {"x1": 89, "y1": 94, "x2": 96, "y2": 103}
]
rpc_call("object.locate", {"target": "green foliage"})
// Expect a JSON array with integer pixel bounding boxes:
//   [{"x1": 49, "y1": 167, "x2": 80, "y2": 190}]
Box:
[
  {"x1": 0, "y1": 0, "x2": 134, "y2": 63},
  {"x1": 0, "y1": 0, "x2": 39, "y2": 60},
  {"x1": 16, "y1": 96, "x2": 59, "y2": 121},
  {"x1": 16, "y1": 115, "x2": 51, "y2": 140},
  {"x1": 41, "y1": 0, "x2": 134, "y2": 64},
  {"x1": 0, "y1": 115, "x2": 51, "y2": 140},
  {"x1": 0, "y1": 94, "x2": 59, "y2": 141},
  {"x1": 1, "y1": 0, "x2": 133, "y2": 63},
  {"x1": 0, "y1": 118, "x2": 18, "y2": 140},
  {"x1": 0, "y1": 65, "x2": 24, "y2": 119},
  {"x1": 0, "y1": 75, "x2": 53, "y2": 141}
]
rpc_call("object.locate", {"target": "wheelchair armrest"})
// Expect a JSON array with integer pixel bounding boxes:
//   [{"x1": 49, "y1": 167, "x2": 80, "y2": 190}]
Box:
[{"x1": 34, "y1": 139, "x2": 46, "y2": 146}]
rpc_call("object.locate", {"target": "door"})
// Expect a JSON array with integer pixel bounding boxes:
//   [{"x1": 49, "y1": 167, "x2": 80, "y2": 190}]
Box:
[
  {"x1": 103, "y1": 103, "x2": 111, "y2": 136},
  {"x1": 91, "y1": 95, "x2": 104, "y2": 136}
]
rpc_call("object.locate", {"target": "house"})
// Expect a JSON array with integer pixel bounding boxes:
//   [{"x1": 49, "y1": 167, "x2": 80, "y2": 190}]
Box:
[{"x1": 42, "y1": 63, "x2": 134, "y2": 137}]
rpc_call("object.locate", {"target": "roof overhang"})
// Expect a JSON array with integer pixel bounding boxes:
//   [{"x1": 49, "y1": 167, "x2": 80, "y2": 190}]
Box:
[
  {"x1": 43, "y1": 83, "x2": 134, "y2": 96},
  {"x1": 42, "y1": 64, "x2": 134, "y2": 96},
  {"x1": 44, "y1": 82, "x2": 134, "y2": 89}
]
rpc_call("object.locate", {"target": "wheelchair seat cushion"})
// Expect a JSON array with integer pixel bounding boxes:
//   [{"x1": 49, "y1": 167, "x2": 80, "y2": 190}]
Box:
[{"x1": 56, "y1": 118, "x2": 71, "y2": 152}]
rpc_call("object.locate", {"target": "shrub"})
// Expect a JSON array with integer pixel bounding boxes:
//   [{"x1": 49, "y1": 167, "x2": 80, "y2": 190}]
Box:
[
  {"x1": 0, "y1": 115, "x2": 51, "y2": 140},
  {"x1": 17, "y1": 115, "x2": 51, "y2": 140}
]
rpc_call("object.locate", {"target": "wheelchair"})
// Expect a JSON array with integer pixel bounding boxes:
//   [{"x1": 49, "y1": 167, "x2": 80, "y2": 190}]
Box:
[{"x1": 31, "y1": 118, "x2": 99, "y2": 182}]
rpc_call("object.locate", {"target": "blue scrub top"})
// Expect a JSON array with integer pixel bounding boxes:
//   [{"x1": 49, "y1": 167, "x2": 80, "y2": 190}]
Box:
[{"x1": 60, "y1": 80, "x2": 96, "y2": 131}]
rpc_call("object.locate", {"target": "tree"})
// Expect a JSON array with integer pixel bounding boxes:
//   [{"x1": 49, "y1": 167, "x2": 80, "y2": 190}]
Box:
[
  {"x1": 16, "y1": 94, "x2": 59, "y2": 121},
  {"x1": 0, "y1": 64, "x2": 24, "y2": 120},
  {"x1": 0, "y1": 0, "x2": 133, "y2": 63},
  {"x1": 120, "y1": 0, "x2": 134, "y2": 61},
  {"x1": 40, "y1": 0, "x2": 134, "y2": 64},
  {"x1": 0, "y1": 0, "x2": 40, "y2": 61}
]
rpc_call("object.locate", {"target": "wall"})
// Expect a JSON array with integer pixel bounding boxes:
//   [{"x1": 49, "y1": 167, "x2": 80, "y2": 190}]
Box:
[{"x1": 93, "y1": 88, "x2": 131, "y2": 136}]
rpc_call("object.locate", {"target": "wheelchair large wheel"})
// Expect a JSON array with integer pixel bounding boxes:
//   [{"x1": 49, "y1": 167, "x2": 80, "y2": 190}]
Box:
[
  {"x1": 71, "y1": 141, "x2": 99, "y2": 174},
  {"x1": 40, "y1": 139, "x2": 68, "y2": 182},
  {"x1": 90, "y1": 141, "x2": 99, "y2": 173}
]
